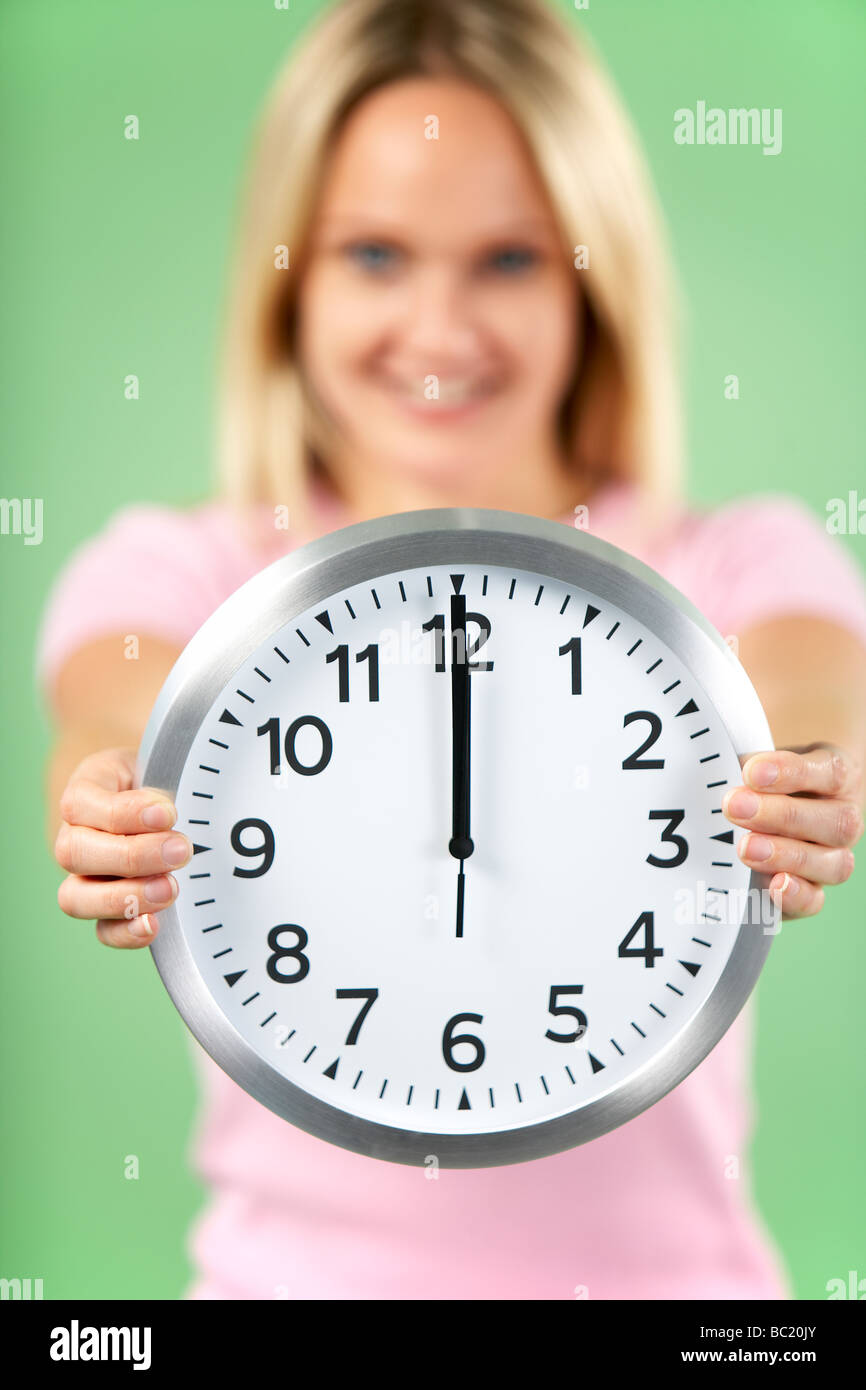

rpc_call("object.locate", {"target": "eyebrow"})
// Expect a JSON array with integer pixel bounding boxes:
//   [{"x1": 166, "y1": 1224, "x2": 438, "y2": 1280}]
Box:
[{"x1": 318, "y1": 213, "x2": 558, "y2": 236}]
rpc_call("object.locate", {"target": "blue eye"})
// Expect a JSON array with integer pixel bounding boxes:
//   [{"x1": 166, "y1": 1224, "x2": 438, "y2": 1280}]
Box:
[
  {"x1": 346, "y1": 242, "x2": 399, "y2": 273},
  {"x1": 487, "y1": 247, "x2": 538, "y2": 274}
]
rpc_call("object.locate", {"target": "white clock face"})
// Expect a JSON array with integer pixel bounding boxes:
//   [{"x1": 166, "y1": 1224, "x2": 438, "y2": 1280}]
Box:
[{"x1": 144, "y1": 517, "x2": 774, "y2": 1166}]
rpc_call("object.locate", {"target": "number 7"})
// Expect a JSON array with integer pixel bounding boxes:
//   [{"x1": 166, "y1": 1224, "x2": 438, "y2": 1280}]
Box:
[{"x1": 335, "y1": 988, "x2": 379, "y2": 1044}]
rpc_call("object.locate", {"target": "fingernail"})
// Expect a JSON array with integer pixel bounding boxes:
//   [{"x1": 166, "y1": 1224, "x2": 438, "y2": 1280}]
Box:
[
  {"x1": 772, "y1": 873, "x2": 799, "y2": 897},
  {"x1": 748, "y1": 761, "x2": 779, "y2": 788},
  {"x1": 145, "y1": 875, "x2": 176, "y2": 904},
  {"x1": 129, "y1": 914, "x2": 155, "y2": 939},
  {"x1": 743, "y1": 833, "x2": 773, "y2": 861},
  {"x1": 726, "y1": 789, "x2": 760, "y2": 819},
  {"x1": 142, "y1": 802, "x2": 174, "y2": 829},
  {"x1": 162, "y1": 834, "x2": 191, "y2": 867}
]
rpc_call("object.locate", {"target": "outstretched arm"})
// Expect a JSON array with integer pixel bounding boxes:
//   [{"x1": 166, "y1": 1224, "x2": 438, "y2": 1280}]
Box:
[{"x1": 722, "y1": 614, "x2": 866, "y2": 919}]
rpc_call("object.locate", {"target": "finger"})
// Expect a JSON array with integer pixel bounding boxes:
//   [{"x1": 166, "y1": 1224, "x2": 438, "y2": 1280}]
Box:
[
  {"x1": 769, "y1": 873, "x2": 825, "y2": 920},
  {"x1": 95, "y1": 914, "x2": 162, "y2": 949},
  {"x1": 722, "y1": 787, "x2": 864, "y2": 848},
  {"x1": 58, "y1": 873, "x2": 178, "y2": 921},
  {"x1": 60, "y1": 777, "x2": 177, "y2": 836},
  {"x1": 742, "y1": 745, "x2": 860, "y2": 799},
  {"x1": 738, "y1": 832, "x2": 854, "y2": 886},
  {"x1": 68, "y1": 746, "x2": 139, "y2": 793},
  {"x1": 55, "y1": 822, "x2": 193, "y2": 877}
]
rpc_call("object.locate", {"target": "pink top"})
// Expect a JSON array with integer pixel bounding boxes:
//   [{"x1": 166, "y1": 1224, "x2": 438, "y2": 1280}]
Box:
[{"x1": 35, "y1": 480, "x2": 866, "y2": 1300}]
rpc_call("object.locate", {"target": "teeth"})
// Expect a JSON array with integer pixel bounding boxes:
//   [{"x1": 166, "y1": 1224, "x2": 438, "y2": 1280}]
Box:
[{"x1": 403, "y1": 377, "x2": 484, "y2": 404}]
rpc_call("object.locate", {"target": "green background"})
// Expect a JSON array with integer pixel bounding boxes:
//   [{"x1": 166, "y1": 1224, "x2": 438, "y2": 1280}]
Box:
[{"x1": 2, "y1": 0, "x2": 864, "y2": 1299}]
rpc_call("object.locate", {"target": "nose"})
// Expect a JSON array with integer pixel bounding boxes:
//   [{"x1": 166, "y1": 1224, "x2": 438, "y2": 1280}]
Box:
[{"x1": 397, "y1": 261, "x2": 482, "y2": 362}]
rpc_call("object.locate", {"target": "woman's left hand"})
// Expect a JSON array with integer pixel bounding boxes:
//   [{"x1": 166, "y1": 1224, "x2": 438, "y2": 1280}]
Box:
[{"x1": 722, "y1": 741, "x2": 863, "y2": 919}]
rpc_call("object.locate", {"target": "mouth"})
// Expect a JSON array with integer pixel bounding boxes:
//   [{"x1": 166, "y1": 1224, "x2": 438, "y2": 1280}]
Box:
[{"x1": 379, "y1": 373, "x2": 501, "y2": 420}]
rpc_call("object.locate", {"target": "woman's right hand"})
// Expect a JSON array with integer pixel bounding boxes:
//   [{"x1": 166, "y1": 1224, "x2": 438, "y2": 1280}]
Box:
[{"x1": 54, "y1": 746, "x2": 193, "y2": 948}]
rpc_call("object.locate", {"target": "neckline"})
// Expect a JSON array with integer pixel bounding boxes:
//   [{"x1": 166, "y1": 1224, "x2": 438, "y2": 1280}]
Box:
[
  {"x1": 251, "y1": 473, "x2": 641, "y2": 557},
  {"x1": 306, "y1": 474, "x2": 634, "y2": 531}
]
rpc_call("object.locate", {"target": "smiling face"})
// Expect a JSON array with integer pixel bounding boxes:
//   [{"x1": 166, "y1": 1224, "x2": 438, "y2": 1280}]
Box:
[{"x1": 294, "y1": 77, "x2": 583, "y2": 514}]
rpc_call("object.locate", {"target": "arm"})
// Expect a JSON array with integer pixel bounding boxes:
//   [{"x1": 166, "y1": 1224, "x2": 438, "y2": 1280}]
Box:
[
  {"x1": 45, "y1": 633, "x2": 183, "y2": 841},
  {"x1": 723, "y1": 615, "x2": 866, "y2": 918},
  {"x1": 45, "y1": 633, "x2": 192, "y2": 947}
]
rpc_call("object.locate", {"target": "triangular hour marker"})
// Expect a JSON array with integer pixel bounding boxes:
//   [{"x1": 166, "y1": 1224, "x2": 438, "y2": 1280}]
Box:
[
  {"x1": 588, "y1": 1052, "x2": 605, "y2": 1074},
  {"x1": 192, "y1": 843, "x2": 211, "y2": 855},
  {"x1": 711, "y1": 829, "x2": 734, "y2": 843},
  {"x1": 223, "y1": 970, "x2": 246, "y2": 987},
  {"x1": 219, "y1": 709, "x2": 241, "y2": 726},
  {"x1": 583, "y1": 604, "x2": 600, "y2": 628},
  {"x1": 450, "y1": 574, "x2": 464, "y2": 594},
  {"x1": 676, "y1": 698, "x2": 699, "y2": 716},
  {"x1": 323, "y1": 1059, "x2": 339, "y2": 1079},
  {"x1": 315, "y1": 611, "x2": 333, "y2": 633},
  {"x1": 680, "y1": 960, "x2": 702, "y2": 977},
  {"x1": 458, "y1": 1089, "x2": 471, "y2": 1110}
]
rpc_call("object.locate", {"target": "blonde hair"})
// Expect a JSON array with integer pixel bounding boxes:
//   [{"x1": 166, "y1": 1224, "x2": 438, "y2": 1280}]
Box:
[{"x1": 215, "y1": 0, "x2": 684, "y2": 546}]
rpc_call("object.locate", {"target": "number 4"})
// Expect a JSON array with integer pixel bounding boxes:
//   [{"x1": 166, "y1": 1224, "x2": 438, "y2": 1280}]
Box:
[{"x1": 618, "y1": 910, "x2": 663, "y2": 967}]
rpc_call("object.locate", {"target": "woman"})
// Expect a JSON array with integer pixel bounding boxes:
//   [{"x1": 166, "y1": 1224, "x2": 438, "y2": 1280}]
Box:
[{"x1": 38, "y1": 0, "x2": 866, "y2": 1299}]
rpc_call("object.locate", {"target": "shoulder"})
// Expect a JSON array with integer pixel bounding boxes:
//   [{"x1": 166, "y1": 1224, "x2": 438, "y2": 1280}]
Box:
[
  {"x1": 668, "y1": 489, "x2": 827, "y2": 544},
  {"x1": 658, "y1": 489, "x2": 854, "y2": 570},
  {"x1": 657, "y1": 490, "x2": 866, "y2": 649},
  {"x1": 48, "y1": 496, "x2": 283, "y2": 589},
  {"x1": 77, "y1": 496, "x2": 250, "y2": 554},
  {"x1": 35, "y1": 498, "x2": 278, "y2": 702}
]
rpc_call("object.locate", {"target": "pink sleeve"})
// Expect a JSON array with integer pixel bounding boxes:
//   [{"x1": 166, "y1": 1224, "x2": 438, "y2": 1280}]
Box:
[
  {"x1": 34, "y1": 503, "x2": 228, "y2": 706},
  {"x1": 687, "y1": 492, "x2": 866, "y2": 649}
]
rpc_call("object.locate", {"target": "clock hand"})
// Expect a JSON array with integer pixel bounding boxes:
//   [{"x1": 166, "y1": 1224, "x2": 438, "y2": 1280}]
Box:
[
  {"x1": 455, "y1": 860, "x2": 467, "y2": 940},
  {"x1": 449, "y1": 592, "x2": 473, "y2": 861},
  {"x1": 450, "y1": 593, "x2": 473, "y2": 938}
]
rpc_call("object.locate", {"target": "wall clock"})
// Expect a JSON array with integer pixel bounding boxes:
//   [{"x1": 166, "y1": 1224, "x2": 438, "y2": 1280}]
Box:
[{"x1": 136, "y1": 508, "x2": 777, "y2": 1167}]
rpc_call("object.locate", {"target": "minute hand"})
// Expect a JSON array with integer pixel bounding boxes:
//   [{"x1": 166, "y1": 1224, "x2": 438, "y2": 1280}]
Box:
[{"x1": 449, "y1": 593, "x2": 474, "y2": 862}]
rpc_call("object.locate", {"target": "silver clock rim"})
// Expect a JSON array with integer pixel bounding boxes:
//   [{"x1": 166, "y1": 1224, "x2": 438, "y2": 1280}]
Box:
[{"x1": 137, "y1": 507, "x2": 777, "y2": 1168}]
